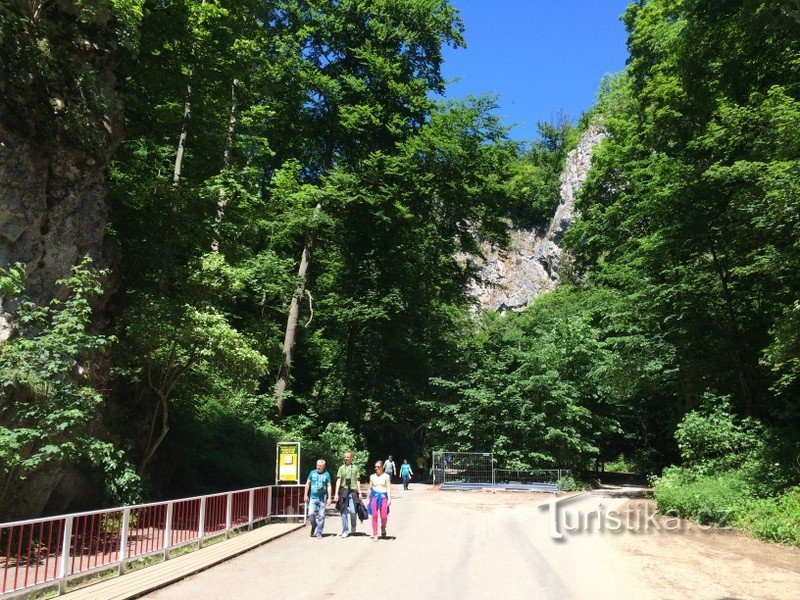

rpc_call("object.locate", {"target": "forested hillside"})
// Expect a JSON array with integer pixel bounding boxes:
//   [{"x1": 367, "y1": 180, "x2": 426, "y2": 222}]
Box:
[{"x1": 1, "y1": 0, "x2": 798, "y2": 541}]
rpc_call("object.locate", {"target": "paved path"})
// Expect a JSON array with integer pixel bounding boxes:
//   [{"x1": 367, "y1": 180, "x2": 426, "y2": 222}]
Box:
[
  {"x1": 62, "y1": 522, "x2": 302, "y2": 600},
  {"x1": 138, "y1": 484, "x2": 800, "y2": 600}
]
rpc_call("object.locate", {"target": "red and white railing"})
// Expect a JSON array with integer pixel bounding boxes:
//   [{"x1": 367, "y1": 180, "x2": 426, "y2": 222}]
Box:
[{"x1": 0, "y1": 484, "x2": 304, "y2": 596}]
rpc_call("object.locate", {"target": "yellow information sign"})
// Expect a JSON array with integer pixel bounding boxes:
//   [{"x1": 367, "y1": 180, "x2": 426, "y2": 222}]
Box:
[{"x1": 277, "y1": 442, "x2": 300, "y2": 483}]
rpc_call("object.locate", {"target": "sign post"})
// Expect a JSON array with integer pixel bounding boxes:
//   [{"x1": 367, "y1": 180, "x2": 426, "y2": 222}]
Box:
[{"x1": 276, "y1": 441, "x2": 301, "y2": 484}]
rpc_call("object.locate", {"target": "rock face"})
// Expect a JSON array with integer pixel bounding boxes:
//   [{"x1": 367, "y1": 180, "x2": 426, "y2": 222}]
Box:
[
  {"x1": 0, "y1": 3, "x2": 125, "y2": 518},
  {"x1": 0, "y1": 2, "x2": 124, "y2": 341},
  {"x1": 470, "y1": 125, "x2": 606, "y2": 312},
  {"x1": 0, "y1": 126, "x2": 116, "y2": 338}
]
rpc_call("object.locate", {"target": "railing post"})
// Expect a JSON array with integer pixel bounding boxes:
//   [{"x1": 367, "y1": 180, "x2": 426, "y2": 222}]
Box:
[
  {"x1": 198, "y1": 497, "x2": 207, "y2": 549},
  {"x1": 248, "y1": 490, "x2": 255, "y2": 530},
  {"x1": 119, "y1": 509, "x2": 131, "y2": 575},
  {"x1": 164, "y1": 502, "x2": 174, "y2": 559},
  {"x1": 225, "y1": 493, "x2": 233, "y2": 539},
  {"x1": 57, "y1": 516, "x2": 73, "y2": 595},
  {"x1": 266, "y1": 487, "x2": 273, "y2": 524}
]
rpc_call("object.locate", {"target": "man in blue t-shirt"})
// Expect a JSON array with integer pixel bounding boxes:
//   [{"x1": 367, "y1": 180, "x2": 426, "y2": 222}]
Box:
[{"x1": 304, "y1": 459, "x2": 332, "y2": 538}]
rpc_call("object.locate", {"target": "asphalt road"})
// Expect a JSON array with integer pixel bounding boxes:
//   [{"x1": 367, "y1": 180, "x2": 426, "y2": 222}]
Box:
[{"x1": 142, "y1": 483, "x2": 800, "y2": 600}]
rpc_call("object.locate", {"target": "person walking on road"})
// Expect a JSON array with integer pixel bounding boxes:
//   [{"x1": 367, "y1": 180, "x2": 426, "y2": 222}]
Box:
[
  {"x1": 399, "y1": 459, "x2": 414, "y2": 490},
  {"x1": 334, "y1": 451, "x2": 363, "y2": 538},
  {"x1": 368, "y1": 460, "x2": 392, "y2": 541},
  {"x1": 384, "y1": 455, "x2": 396, "y2": 482},
  {"x1": 304, "y1": 459, "x2": 332, "y2": 538}
]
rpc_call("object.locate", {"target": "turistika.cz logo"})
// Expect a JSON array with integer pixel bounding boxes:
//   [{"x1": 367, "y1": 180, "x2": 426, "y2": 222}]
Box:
[{"x1": 539, "y1": 494, "x2": 734, "y2": 541}]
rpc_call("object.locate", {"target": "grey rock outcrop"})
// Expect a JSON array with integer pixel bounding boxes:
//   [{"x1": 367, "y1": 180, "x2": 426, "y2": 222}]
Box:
[
  {"x1": 0, "y1": 6, "x2": 125, "y2": 518},
  {"x1": 470, "y1": 124, "x2": 606, "y2": 312},
  {"x1": 0, "y1": 126, "x2": 117, "y2": 336}
]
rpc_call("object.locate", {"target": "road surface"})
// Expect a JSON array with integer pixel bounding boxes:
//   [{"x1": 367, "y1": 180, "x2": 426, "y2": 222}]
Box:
[{"x1": 143, "y1": 483, "x2": 800, "y2": 600}]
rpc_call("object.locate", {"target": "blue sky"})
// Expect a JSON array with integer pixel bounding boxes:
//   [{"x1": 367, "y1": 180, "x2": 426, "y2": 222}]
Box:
[{"x1": 441, "y1": 1, "x2": 632, "y2": 143}]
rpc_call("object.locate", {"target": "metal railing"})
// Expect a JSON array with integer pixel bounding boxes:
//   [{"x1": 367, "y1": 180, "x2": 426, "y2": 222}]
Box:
[
  {"x1": 0, "y1": 484, "x2": 304, "y2": 597},
  {"x1": 493, "y1": 468, "x2": 568, "y2": 485}
]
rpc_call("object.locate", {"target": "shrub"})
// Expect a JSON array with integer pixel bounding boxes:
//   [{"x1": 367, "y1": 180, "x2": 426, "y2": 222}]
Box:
[
  {"x1": 675, "y1": 394, "x2": 764, "y2": 475},
  {"x1": 652, "y1": 467, "x2": 749, "y2": 525},
  {"x1": 558, "y1": 474, "x2": 590, "y2": 491},
  {"x1": 0, "y1": 259, "x2": 118, "y2": 511},
  {"x1": 604, "y1": 454, "x2": 635, "y2": 473},
  {"x1": 738, "y1": 487, "x2": 800, "y2": 545}
]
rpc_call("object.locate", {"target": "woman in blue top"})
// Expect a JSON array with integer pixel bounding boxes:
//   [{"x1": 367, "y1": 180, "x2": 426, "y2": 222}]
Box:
[{"x1": 399, "y1": 459, "x2": 414, "y2": 490}]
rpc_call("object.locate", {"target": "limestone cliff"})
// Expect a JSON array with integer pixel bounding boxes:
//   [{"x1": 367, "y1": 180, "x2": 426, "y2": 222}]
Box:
[
  {"x1": 0, "y1": 2, "x2": 125, "y2": 519},
  {"x1": 470, "y1": 125, "x2": 606, "y2": 312},
  {"x1": 0, "y1": 2, "x2": 124, "y2": 341}
]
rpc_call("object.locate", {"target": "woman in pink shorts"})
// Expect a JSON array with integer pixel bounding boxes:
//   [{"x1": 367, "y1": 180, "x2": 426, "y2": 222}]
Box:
[{"x1": 367, "y1": 460, "x2": 392, "y2": 540}]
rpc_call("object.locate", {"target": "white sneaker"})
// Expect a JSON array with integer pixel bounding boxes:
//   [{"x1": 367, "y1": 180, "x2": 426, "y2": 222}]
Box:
[{"x1": 340, "y1": 532, "x2": 350, "y2": 538}]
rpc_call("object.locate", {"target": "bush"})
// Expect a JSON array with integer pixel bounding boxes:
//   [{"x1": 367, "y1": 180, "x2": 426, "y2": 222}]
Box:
[
  {"x1": 0, "y1": 259, "x2": 118, "y2": 513},
  {"x1": 558, "y1": 474, "x2": 590, "y2": 491},
  {"x1": 674, "y1": 394, "x2": 764, "y2": 475},
  {"x1": 604, "y1": 454, "x2": 635, "y2": 473},
  {"x1": 738, "y1": 487, "x2": 800, "y2": 545},
  {"x1": 652, "y1": 394, "x2": 800, "y2": 544},
  {"x1": 652, "y1": 467, "x2": 749, "y2": 525},
  {"x1": 672, "y1": 394, "x2": 793, "y2": 497}
]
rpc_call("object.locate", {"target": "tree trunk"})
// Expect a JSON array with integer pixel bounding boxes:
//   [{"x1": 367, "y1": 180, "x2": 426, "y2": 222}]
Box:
[
  {"x1": 159, "y1": 67, "x2": 193, "y2": 292},
  {"x1": 211, "y1": 79, "x2": 238, "y2": 252},
  {"x1": 138, "y1": 390, "x2": 170, "y2": 476},
  {"x1": 708, "y1": 239, "x2": 754, "y2": 413},
  {"x1": 172, "y1": 70, "x2": 193, "y2": 187},
  {"x1": 274, "y1": 210, "x2": 320, "y2": 416},
  {"x1": 139, "y1": 364, "x2": 171, "y2": 475},
  {"x1": 273, "y1": 136, "x2": 335, "y2": 416}
]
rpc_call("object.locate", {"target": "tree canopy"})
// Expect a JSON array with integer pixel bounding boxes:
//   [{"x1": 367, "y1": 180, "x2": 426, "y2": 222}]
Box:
[{"x1": 1, "y1": 0, "x2": 798, "y2": 518}]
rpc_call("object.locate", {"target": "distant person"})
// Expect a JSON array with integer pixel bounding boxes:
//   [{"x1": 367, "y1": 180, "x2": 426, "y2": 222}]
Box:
[
  {"x1": 304, "y1": 459, "x2": 332, "y2": 539},
  {"x1": 384, "y1": 455, "x2": 396, "y2": 482},
  {"x1": 368, "y1": 460, "x2": 392, "y2": 541},
  {"x1": 400, "y1": 458, "x2": 414, "y2": 490},
  {"x1": 334, "y1": 451, "x2": 363, "y2": 538}
]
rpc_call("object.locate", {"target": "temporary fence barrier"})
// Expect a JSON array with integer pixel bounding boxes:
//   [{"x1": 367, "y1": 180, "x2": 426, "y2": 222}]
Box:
[
  {"x1": 0, "y1": 484, "x2": 304, "y2": 597},
  {"x1": 431, "y1": 451, "x2": 494, "y2": 487},
  {"x1": 432, "y1": 451, "x2": 568, "y2": 492}
]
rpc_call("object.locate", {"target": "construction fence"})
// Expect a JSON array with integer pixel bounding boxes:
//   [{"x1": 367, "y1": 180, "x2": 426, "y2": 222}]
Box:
[{"x1": 431, "y1": 451, "x2": 568, "y2": 492}]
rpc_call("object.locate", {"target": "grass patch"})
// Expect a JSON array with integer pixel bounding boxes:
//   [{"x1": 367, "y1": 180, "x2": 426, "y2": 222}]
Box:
[
  {"x1": 168, "y1": 541, "x2": 199, "y2": 559},
  {"x1": 126, "y1": 553, "x2": 165, "y2": 572},
  {"x1": 20, "y1": 585, "x2": 59, "y2": 600},
  {"x1": 65, "y1": 567, "x2": 120, "y2": 593}
]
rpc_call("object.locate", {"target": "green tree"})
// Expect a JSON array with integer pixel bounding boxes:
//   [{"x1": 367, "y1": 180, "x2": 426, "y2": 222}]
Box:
[
  {"x1": 565, "y1": 0, "x2": 800, "y2": 471},
  {"x1": 0, "y1": 259, "x2": 120, "y2": 514}
]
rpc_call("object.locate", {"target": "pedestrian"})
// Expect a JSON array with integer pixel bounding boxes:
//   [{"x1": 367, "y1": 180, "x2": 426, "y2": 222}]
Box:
[
  {"x1": 304, "y1": 459, "x2": 332, "y2": 539},
  {"x1": 334, "y1": 451, "x2": 363, "y2": 538},
  {"x1": 384, "y1": 454, "x2": 396, "y2": 482},
  {"x1": 367, "y1": 460, "x2": 392, "y2": 541},
  {"x1": 399, "y1": 458, "x2": 414, "y2": 490}
]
